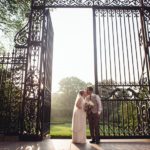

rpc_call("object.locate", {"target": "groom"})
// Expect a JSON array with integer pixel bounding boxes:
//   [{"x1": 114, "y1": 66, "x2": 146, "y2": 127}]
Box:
[{"x1": 86, "y1": 86, "x2": 102, "y2": 144}]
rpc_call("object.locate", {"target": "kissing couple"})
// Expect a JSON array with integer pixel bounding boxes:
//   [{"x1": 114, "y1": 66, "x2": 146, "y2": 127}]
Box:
[{"x1": 72, "y1": 86, "x2": 103, "y2": 144}]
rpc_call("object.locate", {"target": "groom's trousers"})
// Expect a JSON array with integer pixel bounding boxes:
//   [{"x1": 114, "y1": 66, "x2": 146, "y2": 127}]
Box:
[{"x1": 88, "y1": 112, "x2": 100, "y2": 141}]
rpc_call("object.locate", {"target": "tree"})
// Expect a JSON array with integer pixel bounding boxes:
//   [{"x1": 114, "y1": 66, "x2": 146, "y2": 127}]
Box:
[
  {"x1": 0, "y1": 0, "x2": 30, "y2": 33},
  {"x1": 0, "y1": 0, "x2": 30, "y2": 50},
  {"x1": 59, "y1": 76, "x2": 89, "y2": 95},
  {"x1": 51, "y1": 77, "x2": 92, "y2": 122},
  {"x1": 0, "y1": 0, "x2": 55, "y2": 51},
  {"x1": 0, "y1": 44, "x2": 5, "y2": 52},
  {"x1": 58, "y1": 76, "x2": 92, "y2": 108},
  {"x1": 0, "y1": 67, "x2": 22, "y2": 133}
]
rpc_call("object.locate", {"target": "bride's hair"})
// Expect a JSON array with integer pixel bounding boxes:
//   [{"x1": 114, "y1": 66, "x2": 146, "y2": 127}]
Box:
[{"x1": 79, "y1": 90, "x2": 84, "y2": 96}]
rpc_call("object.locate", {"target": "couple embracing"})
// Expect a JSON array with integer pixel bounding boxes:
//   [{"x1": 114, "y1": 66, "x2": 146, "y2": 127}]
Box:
[{"x1": 72, "y1": 86, "x2": 103, "y2": 144}]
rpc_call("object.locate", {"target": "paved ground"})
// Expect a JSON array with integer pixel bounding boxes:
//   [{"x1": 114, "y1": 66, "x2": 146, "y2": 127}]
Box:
[{"x1": 0, "y1": 139, "x2": 150, "y2": 150}]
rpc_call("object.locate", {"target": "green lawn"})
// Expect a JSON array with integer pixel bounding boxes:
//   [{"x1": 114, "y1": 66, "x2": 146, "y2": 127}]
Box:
[
  {"x1": 50, "y1": 123, "x2": 90, "y2": 138},
  {"x1": 50, "y1": 123, "x2": 129, "y2": 137}
]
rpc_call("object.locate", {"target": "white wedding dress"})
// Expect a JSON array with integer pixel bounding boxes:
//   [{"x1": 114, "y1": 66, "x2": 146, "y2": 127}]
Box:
[{"x1": 72, "y1": 95, "x2": 86, "y2": 143}]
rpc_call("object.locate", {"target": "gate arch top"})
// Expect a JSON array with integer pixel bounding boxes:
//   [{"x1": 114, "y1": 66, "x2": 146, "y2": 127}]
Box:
[{"x1": 31, "y1": 0, "x2": 150, "y2": 8}]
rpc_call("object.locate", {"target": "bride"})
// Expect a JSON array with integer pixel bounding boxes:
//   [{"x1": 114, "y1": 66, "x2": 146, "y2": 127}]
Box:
[{"x1": 72, "y1": 90, "x2": 86, "y2": 144}]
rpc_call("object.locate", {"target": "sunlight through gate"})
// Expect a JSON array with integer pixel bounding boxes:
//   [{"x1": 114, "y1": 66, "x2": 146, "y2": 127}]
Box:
[{"x1": 0, "y1": 0, "x2": 150, "y2": 140}]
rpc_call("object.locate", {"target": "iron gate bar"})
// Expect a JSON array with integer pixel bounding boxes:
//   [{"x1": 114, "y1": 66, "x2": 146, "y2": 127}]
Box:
[
  {"x1": 128, "y1": 9, "x2": 136, "y2": 83},
  {"x1": 124, "y1": 9, "x2": 131, "y2": 83},
  {"x1": 140, "y1": 1, "x2": 150, "y2": 92},
  {"x1": 120, "y1": 9, "x2": 127, "y2": 84},
  {"x1": 36, "y1": 0, "x2": 46, "y2": 136},
  {"x1": 107, "y1": 9, "x2": 113, "y2": 85},
  {"x1": 93, "y1": 7, "x2": 99, "y2": 94},
  {"x1": 132, "y1": 10, "x2": 140, "y2": 81}
]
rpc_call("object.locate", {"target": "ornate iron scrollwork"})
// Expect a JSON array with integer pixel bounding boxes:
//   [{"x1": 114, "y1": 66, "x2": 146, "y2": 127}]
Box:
[
  {"x1": 143, "y1": 0, "x2": 150, "y2": 6},
  {"x1": 46, "y1": 0, "x2": 141, "y2": 7},
  {"x1": 14, "y1": 23, "x2": 29, "y2": 46},
  {"x1": 32, "y1": 0, "x2": 45, "y2": 6},
  {"x1": 144, "y1": 9, "x2": 150, "y2": 47}
]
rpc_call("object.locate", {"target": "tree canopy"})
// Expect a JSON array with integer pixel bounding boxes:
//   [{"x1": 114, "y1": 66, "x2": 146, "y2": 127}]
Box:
[
  {"x1": 0, "y1": 0, "x2": 30, "y2": 33},
  {"x1": 51, "y1": 77, "x2": 92, "y2": 122},
  {"x1": 59, "y1": 77, "x2": 90, "y2": 95},
  {"x1": 0, "y1": 0, "x2": 30, "y2": 50}
]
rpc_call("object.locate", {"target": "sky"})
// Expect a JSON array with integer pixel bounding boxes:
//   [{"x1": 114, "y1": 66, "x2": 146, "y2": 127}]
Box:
[{"x1": 51, "y1": 8, "x2": 95, "y2": 92}]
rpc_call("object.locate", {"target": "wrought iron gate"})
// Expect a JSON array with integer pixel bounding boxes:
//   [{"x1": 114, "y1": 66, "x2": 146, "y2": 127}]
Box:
[
  {"x1": 0, "y1": 0, "x2": 150, "y2": 140},
  {"x1": 93, "y1": 5, "x2": 150, "y2": 138},
  {"x1": 0, "y1": 4, "x2": 54, "y2": 140},
  {"x1": 19, "y1": 8, "x2": 54, "y2": 140},
  {"x1": 0, "y1": 50, "x2": 25, "y2": 135}
]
